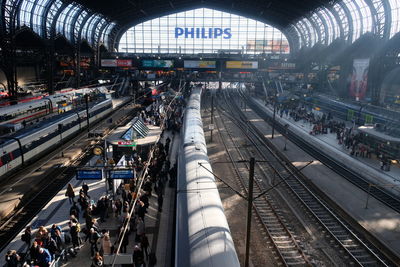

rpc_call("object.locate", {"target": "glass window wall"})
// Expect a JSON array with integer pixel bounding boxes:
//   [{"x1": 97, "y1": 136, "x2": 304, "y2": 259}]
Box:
[{"x1": 118, "y1": 8, "x2": 289, "y2": 54}]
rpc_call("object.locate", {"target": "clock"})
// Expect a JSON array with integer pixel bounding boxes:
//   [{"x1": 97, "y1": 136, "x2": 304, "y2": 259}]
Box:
[{"x1": 93, "y1": 146, "x2": 103, "y2": 155}]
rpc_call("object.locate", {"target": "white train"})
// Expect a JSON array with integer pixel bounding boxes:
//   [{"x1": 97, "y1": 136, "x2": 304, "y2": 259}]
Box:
[
  {"x1": 175, "y1": 87, "x2": 240, "y2": 267},
  {"x1": 0, "y1": 86, "x2": 110, "y2": 133},
  {"x1": 0, "y1": 98, "x2": 113, "y2": 177}
]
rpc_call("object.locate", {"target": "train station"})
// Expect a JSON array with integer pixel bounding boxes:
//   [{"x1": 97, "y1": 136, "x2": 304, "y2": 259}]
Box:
[{"x1": 1, "y1": 0, "x2": 400, "y2": 266}]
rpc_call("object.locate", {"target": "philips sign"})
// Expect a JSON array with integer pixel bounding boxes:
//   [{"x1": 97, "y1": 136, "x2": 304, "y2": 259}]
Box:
[{"x1": 175, "y1": 27, "x2": 232, "y2": 39}]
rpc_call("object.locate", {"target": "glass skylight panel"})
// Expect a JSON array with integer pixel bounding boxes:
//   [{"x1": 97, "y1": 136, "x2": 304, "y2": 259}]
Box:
[{"x1": 118, "y1": 7, "x2": 289, "y2": 54}]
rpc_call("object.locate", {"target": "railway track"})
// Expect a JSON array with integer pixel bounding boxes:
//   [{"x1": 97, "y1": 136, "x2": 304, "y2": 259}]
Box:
[
  {"x1": 216, "y1": 88, "x2": 394, "y2": 266},
  {"x1": 0, "y1": 100, "x2": 137, "y2": 253},
  {"x1": 245, "y1": 92, "x2": 400, "y2": 214},
  {"x1": 214, "y1": 97, "x2": 311, "y2": 266}
]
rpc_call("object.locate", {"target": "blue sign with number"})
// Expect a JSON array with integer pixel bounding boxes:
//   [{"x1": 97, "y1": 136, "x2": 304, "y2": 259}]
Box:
[
  {"x1": 110, "y1": 169, "x2": 134, "y2": 179},
  {"x1": 76, "y1": 170, "x2": 103, "y2": 180}
]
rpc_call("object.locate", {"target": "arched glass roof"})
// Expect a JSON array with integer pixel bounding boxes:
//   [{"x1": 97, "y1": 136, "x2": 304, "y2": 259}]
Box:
[
  {"x1": 8, "y1": 0, "x2": 400, "y2": 53},
  {"x1": 118, "y1": 8, "x2": 290, "y2": 54},
  {"x1": 3, "y1": 0, "x2": 115, "y2": 48},
  {"x1": 389, "y1": 0, "x2": 400, "y2": 38},
  {"x1": 317, "y1": 8, "x2": 340, "y2": 44}
]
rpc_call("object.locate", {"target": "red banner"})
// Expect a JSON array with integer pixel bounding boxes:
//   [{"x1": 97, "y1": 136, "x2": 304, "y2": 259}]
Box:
[
  {"x1": 349, "y1": 59, "x2": 369, "y2": 101},
  {"x1": 117, "y1": 59, "x2": 132, "y2": 67}
]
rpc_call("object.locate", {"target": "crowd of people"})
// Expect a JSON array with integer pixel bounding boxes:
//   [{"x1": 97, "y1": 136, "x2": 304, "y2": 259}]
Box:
[
  {"x1": 274, "y1": 101, "x2": 393, "y2": 171},
  {"x1": 6, "y1": 88, "x2": 185, "y2": 267}
]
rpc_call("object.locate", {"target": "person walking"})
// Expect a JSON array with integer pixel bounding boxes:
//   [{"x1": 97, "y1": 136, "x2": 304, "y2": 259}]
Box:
[
  {"x1": 66, "y1": 183, "x2": 75, "y2": 204},
  {"x1": 89, "y1": 228, "x2": 100, "y2": 257}
]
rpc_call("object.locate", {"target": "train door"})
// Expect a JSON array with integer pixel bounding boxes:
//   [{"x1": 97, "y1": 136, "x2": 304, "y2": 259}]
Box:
[{"x1": 45, "y1": 98, "x2": 53, "y2": 114}]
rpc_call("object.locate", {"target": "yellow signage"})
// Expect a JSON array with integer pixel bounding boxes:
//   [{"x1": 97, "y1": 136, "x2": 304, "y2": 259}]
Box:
[{"x1": 226, "y1": 61, "x2": 258, "y2": 69}]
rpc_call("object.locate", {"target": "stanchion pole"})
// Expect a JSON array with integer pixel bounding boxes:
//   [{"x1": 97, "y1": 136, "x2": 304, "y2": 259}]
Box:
[{"x1": 245, "y1": 157, "x2": 255, "y2": 267}]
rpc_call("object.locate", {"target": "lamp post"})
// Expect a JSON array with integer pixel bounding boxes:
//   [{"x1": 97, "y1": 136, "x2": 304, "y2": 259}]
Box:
[
  {"x1": 271, "y1": 94, "x2": 278, "y2": 139},
  {"x1": 58, "y1": 124, "x2": 64, "y2": 157},
  {"x1": 283, "y1": 124, "x2": 289, "y2": 151},
  {"x1": 244, "y1": 157, "x2": 255, "y2": 267},
  {"x1": 85, "y1": 94, "x2": 90, "y2": 132}
]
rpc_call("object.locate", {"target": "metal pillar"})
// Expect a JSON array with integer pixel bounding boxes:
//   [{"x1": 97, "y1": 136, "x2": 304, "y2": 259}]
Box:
[
  {"x1": 271, "y1": 101, "x2": 276, "y2": 139},
  {"x1": 244, "y1": 157, "x2": 255, "y2": 267},
  {"x1": 75, "y1": 43, "x2": 81, "y2": 89},
  {"x1": 210, "y1": 93, "x2": 214, "y2": 142},
  {"x1": 47, "y1": 39, "x2": 55, "y2": 94},
  {"x1": 85, "y1": 94, "x2": 90, "y2": 132}
]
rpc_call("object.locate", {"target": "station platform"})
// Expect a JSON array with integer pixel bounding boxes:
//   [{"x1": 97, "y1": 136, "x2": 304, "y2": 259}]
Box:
[
  {"x1": 0, "y1": 130, "x2": 179, "y2": 267},
  {"x1": 251, "y1": 98, "x2": 400, "y2": 196},
  {"x1": 241, "y1": 97, "x2": 400, "y2": 258}
]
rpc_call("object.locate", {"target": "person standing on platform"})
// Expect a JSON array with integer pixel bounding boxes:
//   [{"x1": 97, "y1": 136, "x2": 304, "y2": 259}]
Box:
[
  {"x1": 50, "y1": 224, "x2": 61, "y2": 239},
  {"x1": 66, "y1": 183, "x2": 75, "y2": 204},
  {"x1": 89, "y1": 228, "x2": 100, "y2": 257},
  {"x1": 37, "y1": 247, "x2": 52, "y2": 267},
  {"x1": 101, "y1": 233, "x2": 112, "y2": 255},
  {"x1": 132, "y1": 245, "x2": 145, "y2": 267},
  {"x1": 82, "y1": 182, "x2": 89, "y2": 197},
  {"x1": 5, "y1": 250, "x2": 20, "y2": 267},
  {"x1": 68, "y1": 222, "x2": 80, "y2": 249},
  {"x1": 70, "y1": 202, "x2": 80, "y2": 218},
  {"x1": 29, "y1": 241, "x2": 40, "y2": 265},
  {"x1": 21, "y1": 226, "x2": 32, "y2": 248}
]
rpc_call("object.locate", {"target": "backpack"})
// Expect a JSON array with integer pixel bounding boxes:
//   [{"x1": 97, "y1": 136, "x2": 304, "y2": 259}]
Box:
[
  {"x1": 20, "y1": 233, "x2": 28, "y2": 243},
  {"x1": 64, "y1": 234, "x2": 71, "y2": 244}
]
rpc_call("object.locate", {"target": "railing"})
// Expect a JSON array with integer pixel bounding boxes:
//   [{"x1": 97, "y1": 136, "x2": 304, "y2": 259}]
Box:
[{"x1": 49, "y1": 249, "x2": 67, "y2": 267}]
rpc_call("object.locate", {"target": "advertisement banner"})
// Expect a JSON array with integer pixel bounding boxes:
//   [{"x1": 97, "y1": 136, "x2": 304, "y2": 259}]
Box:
[
  {"x1": 101, "y1": 59, "x2": 117, "y2": 67},
  {"x1": 226, "y1": 61, "x2": 258, "y2": 69},
  {"x1": 349, "y1": 58, "x2": 370, "y2": 101},
  {"x1": 142, "y1": 60, "x2": 174, "y2": 68},
  {"x1": 117, "y1": 59, "x2": 132, "y2": 67},
  {"x1": 101, "y1": 59, "x2": 132, "y2": 67},
  {"x1": 184, "y1": 60, "x2": 216, "y2": 68}
]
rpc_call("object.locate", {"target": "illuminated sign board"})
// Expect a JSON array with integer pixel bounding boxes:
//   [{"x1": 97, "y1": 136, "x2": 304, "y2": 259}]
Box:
[
  {"x1": 184, "y1": 60, "x2": 216, "y2": 69},
  {"x1": 142, "y1": 60, "x2": 174, "y2": 68},
  {"x1": 117, "y1": 141, "x2": 137, "y2": 147},
  {"x1": 175, "y1": 27, "x2": 231, "y2": 39},
  {"x1": 76, "y1": 169, "x2": 103, "y2": 180},
  {"x1": 226, "y1": 61, "x2": 258, "y2": 69},
  {"x1": 109, "y1": 169, "x2": 134, "y2": 179},
  {"x1": 101, "y1": 59, "x2": 132, "y2": 67}
]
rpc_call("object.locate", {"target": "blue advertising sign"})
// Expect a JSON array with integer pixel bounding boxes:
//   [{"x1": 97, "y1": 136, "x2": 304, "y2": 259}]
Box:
[
  {"x1": 76, "y1": 170, "x2": 103, "y2": 180},
  {"x1": 142, "y1": 60, "x2": 173, "y2": 68},
  {"x1": 109, "y1": 169, "x2": 134, "y2": 179},
  {"x1": 175, "y1": 27, "x2": 231, "y2": 39}
]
